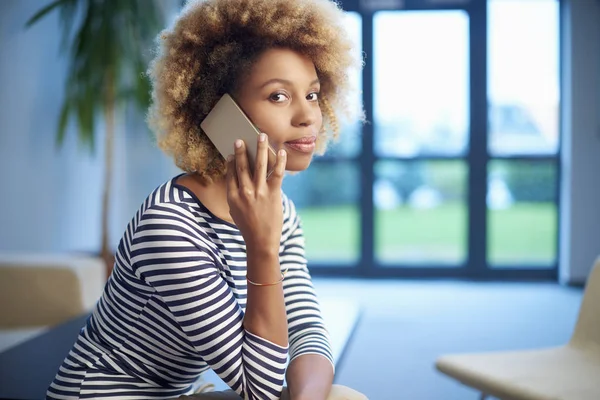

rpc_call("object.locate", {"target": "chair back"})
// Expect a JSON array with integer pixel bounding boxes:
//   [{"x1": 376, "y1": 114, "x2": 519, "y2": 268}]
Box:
[{"x1": 570, "y1": 257, "x2": 600, "y2": 349}]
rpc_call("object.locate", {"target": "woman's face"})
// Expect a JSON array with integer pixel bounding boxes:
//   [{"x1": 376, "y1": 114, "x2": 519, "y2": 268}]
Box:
[{"x1": 234, "y1": 47, "x2": 323, "y2": 172}]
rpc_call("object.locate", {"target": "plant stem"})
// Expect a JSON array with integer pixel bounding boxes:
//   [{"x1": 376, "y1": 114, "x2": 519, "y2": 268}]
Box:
[{"x1": 102, "y1": 70, "x2": 116, "y2": 277}]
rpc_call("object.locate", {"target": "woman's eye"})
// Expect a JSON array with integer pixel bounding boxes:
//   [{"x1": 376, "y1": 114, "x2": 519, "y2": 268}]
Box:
[
  {"x1": 307, "y1": 92, "x2": 319, "y2": 102},
  {"x1": 269, "y1": 93, "x2": 288, "y2": 103}
]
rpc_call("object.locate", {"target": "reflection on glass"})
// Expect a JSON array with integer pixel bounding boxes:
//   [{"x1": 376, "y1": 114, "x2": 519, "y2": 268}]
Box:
[
  {"x1": 374, "y1": 160, "x2": 467, "y2": 265},
  {"x1": 488, "y1": 0, "x2": 559, "y2": 155},
  {"x1": 373, "y1": 11, "x2": 469, "y2": 157},
  {"x1": 324, "y1": 12, "x2": 362, "y2": 158},
  {"x1": 487, "y1": 160, "x2": 557, "y2": 266},
  {"x1": 282, "y1": 162, "x2": 360, "y2": 264}
]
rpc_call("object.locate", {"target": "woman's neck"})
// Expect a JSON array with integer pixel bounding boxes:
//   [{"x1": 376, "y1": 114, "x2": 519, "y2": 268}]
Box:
[{"x1": 176, "y1": 173, "x2": 234, "y2": 224}]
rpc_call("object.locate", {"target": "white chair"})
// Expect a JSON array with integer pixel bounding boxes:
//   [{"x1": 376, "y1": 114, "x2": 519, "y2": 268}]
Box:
[{"x1": 435, "y1": 257, "x2": 600, "y2": 400}]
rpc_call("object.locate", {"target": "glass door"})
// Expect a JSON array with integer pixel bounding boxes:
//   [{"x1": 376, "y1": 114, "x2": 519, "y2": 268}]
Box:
[
  {"x1": 486, "y1": 0, "x2": 560, "y2": 270},
  {"x1": 373, "y1": 10, "x2": 470, "y2": 267}
]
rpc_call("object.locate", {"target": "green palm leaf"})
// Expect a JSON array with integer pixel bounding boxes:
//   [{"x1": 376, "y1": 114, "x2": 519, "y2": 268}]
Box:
[{"x1": 26, "y1": 0, "x2": 164, "y2": 152}]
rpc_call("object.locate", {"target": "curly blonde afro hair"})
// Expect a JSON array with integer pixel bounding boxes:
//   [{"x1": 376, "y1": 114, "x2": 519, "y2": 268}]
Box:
[{"x1": 147, "y1": 0, "x2": 361, "y2": 182}]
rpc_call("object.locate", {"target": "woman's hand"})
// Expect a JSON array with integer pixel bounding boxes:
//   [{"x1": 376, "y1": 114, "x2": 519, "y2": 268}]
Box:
[
  {"x1": 226, "y1": 133, "x2": 287, "y2": 255},
  {"x1": 229, "y1": 134, "x2": 289, "y2": 349}
]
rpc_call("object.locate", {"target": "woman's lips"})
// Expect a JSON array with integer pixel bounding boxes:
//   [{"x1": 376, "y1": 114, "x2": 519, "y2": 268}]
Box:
[{"x1": 284, "y1": 136, "x2": 317, "y2": 153}]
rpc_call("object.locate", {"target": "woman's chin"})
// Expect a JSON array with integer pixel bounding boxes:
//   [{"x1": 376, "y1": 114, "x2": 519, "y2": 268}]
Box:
[{"x1": 284, "y1": 155, "x2": 313, "y2": 173}]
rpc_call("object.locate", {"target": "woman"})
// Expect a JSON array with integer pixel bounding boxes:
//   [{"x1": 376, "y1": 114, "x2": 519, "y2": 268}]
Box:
[{"x1": 47, "y1": 0, "x2": 365, "y2": 399}]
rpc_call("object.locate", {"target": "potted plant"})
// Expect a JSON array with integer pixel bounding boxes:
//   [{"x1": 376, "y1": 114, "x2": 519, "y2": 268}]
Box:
[{"x1": 26, "y1": 0, "x2": 164, "y2": 278}]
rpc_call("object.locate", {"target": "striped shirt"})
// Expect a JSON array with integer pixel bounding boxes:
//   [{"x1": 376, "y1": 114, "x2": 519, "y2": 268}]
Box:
[{"x1": 47, "y1": 175, "x2": 333, "y2": 400}]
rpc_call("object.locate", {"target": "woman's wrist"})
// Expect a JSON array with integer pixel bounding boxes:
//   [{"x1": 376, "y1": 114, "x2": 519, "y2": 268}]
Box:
[
  {"x1": 246, "y1": 244, "x2": 280, "y2": 260},
  {"x1": 246, "y1": 247, "x2": 281, "y2": 283}
]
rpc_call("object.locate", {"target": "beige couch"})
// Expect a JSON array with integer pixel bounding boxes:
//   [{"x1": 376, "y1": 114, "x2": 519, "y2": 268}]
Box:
[{"x1": 0, "y1": 254, "x2": 105, "y2": 352}]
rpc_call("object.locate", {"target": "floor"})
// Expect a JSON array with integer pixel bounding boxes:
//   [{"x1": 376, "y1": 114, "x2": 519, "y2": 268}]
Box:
[{"x1": 312, "y1": 278, "x2": 583, "y2": 400}]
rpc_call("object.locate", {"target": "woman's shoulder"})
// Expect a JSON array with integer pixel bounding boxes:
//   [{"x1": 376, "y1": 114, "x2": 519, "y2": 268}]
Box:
[
  {"x1": 140, "y1": 175, "x2": 198, "y2": 212},
  {"x1": 128, "y1": 174, "x2": 212, "y2": 234},
  {"x1": 130, "y1": 176, "x2": 222, "y2": 251}
]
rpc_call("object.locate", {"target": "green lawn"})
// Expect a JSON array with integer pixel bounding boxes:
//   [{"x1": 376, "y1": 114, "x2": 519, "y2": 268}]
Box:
[{"x1": 298, "y1": 203, "x2": 557, "y2": 265}]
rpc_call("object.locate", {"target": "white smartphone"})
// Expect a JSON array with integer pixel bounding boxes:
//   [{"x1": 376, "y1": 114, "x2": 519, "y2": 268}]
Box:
[{"x1": 200, "y1": 93, "x2": 277, "y2": 174}]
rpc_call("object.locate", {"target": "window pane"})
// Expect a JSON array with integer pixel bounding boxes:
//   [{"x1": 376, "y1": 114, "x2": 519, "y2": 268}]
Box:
[
  {"x1": 375, "y1": 160, "x2": 467, "y2": 265},
  {"x1": 282, "y1": 162, "x2": 360, "y2": 264},
  {"x1": 488, "y1": 0, "x2": 560, "y2": 155},
  {"x1": 324, "y1": 12, "x2": 362, "y2": 158},
  {"x1": 374, "y1": 11, "x2": 469, "y2": 157},
  {"x1": 487, "y1": 160, "x2": 557, "y2": 266}
]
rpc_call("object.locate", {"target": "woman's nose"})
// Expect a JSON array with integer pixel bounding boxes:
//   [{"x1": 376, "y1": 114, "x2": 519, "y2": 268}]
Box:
[{"x1": 293, "y1": 99, "x2": 317, "y2": 127}]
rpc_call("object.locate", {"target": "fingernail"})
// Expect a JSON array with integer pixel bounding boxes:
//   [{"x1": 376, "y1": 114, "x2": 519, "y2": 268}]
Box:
[
  {"x1": 279, "y1": 149, "x2": 286, "y2": 157},
  {"x1": 227, "y1": 154, "x2": 234, "y2": 162},
  {"x1": 235, "y1": 140, "x2": 242, "y2": 149}
]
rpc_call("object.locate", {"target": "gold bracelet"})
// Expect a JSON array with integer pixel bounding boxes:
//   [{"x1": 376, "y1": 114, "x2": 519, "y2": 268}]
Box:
[{"x1": 246, "y1": 267, "x2": 289, "y2": 287}]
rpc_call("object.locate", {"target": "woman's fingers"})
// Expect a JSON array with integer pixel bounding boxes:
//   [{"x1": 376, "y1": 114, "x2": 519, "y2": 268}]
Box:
[
  {"x1": 267, "y1": 149, "x2": 286, "y2": 188},
  {"x1": 234, "y1": 139, "x2": 253, "y2": 191},
  {"x1": 254, "y1": 133, "x2": 268, "y2": 186},
  {"x1": 225, "y1": 154, "x2": 238, "y2": 199}
]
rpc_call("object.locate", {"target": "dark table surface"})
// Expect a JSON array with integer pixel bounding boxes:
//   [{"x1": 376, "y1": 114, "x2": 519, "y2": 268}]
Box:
[{"x1": 0, "y1": 314, "x2": 89, "y2": 400}]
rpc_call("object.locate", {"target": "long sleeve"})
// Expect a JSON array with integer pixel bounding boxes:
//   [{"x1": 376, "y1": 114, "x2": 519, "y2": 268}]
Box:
[
  {"x1": 130, "y1": 202, "x2": 289, "y2": 400},
  {"x1": 280, "y1": 199, "x2": 335, "y2": 372}
]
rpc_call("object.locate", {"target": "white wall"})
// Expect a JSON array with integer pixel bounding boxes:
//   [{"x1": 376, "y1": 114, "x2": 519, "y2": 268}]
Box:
[
  {"x1": 560, "y1": 0, "x2": 600, "y2": 284},
  {"x1": 0, "y1": 0, "x2": 178, "y2": 255}
]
